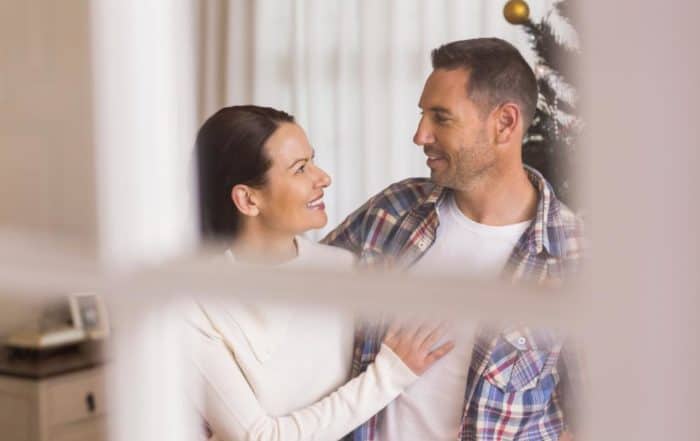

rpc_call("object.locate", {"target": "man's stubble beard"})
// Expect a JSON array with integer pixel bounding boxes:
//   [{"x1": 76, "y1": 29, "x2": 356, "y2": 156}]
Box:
[{"x1": 432, "y1": 135, "x2": 496, "y2": 191}]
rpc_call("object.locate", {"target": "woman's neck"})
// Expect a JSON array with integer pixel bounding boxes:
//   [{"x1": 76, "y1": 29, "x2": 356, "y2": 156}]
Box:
[{"x1": 230, "y1": 226, "x2": 298, "y2": 265}]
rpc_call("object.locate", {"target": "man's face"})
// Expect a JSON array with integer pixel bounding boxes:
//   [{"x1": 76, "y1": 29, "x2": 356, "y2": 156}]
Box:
[{"x1": 413, "y1": 68, "x2": 497, "y2": 189}]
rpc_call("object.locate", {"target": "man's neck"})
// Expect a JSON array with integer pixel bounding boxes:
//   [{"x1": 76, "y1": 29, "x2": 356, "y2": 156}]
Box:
[
  {"x1": 452, "y1": 163, "x2": 537, "y2": 226},
  {"x1": 230, "y1": 224, "x2": 298, "y2": 265}
]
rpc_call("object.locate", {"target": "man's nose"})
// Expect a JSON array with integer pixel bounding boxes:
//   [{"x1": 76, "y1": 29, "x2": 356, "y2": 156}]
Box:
[{"x1": 413, "y1": 116, "x2": 434, "y2": 146}]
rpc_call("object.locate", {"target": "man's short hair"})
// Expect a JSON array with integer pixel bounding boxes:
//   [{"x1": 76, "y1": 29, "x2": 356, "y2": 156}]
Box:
[{"x1": 431, "y1": 38, "x2": 538, "y2": 128}]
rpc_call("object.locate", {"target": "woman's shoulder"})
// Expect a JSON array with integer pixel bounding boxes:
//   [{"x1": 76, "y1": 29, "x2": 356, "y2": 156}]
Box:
[
  {"x1": 295, "y1": 236, "x2": 356, "y2": 269},
  {"x1": 175, "y1": 297, "x2": 228, "y2": 356}
]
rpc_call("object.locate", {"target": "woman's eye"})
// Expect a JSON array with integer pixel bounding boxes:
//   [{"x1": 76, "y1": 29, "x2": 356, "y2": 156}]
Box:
[{"x1": 295, "y1": 164, "x2": 306, "y2": 174}]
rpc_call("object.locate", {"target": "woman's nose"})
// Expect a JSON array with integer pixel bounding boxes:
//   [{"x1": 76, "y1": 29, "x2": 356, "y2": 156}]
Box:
[{"x1": 313, "y1": 164, "x2": 331, "y2": 188}]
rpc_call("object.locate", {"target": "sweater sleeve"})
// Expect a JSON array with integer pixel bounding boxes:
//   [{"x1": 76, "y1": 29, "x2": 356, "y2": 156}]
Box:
[{"x1": 183, "y1": 313, "x2": 417, "y2": 441}]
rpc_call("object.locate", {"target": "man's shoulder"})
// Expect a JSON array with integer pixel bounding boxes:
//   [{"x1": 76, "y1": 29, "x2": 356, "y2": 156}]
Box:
[
  {"x1": 296, "y1": 236, "x2": 356, "y2": 269},
  {"x1": 551, "y1": 198, "x2": 586, "y2": 259},
  {"x1": 321, "y1": 177, "x2": 438, "y2": 251},
  {"x1": 366, "y1": 177, "x2": 437, "y2": 217},
  {"x1": 555, "y1": 200, "x2": 581, "y2": 226}
]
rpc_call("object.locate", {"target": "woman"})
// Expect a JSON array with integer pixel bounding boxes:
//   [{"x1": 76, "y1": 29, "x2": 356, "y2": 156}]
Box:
[{"x1": 185, "y1": 105, "x2": 453, "y2": 441}]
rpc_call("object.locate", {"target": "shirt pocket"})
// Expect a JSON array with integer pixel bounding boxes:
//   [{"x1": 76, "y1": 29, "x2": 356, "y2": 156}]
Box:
[
  {"x1": 483, "y1": 328, "x2": 560, "y2": 394},
  {"x1": 475, "y1": 329, "x2": 564, "y2": 439}
]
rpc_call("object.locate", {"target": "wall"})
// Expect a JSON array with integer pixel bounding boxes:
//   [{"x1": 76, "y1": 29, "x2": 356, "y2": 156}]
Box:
[{"x1": 0, "y1": 0, "x2": 95, "y2": 334}]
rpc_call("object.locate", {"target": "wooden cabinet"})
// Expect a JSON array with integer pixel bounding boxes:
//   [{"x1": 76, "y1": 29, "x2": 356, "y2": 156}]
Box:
[{"x1": 0, "y1": 346, "x2": 107, "y2": 441}]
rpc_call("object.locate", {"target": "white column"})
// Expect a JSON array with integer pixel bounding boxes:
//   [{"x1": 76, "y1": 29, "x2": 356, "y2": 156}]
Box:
[
  {"x1": 90, "y1": 0, "x2": 199, "y2": 271},
  {"x1": 90, "y1": 2, "x2": 200, "y2": 441}
]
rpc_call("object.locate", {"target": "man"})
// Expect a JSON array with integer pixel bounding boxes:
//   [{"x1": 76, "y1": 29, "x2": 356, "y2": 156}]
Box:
[{"x1": 324, "y1": 38, "x2": 583, "y2": 440}]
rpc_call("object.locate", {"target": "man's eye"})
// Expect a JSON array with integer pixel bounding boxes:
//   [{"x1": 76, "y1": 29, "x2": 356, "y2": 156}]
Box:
[
  {"x1": 433, "y1": 114, "x2": 448, "y2": 124},
  {"x1": 295, "y1": 164, "x2": 306, "y2": 174}
]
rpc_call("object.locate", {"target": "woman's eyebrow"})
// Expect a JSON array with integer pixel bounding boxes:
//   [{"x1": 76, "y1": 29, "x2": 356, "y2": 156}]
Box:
[
  {"x1": 287, "y1": 158, "x2": 307, "y2": 169},
  {"x1": 287, "y1": 149, "x2": 315, "y2": 169}
]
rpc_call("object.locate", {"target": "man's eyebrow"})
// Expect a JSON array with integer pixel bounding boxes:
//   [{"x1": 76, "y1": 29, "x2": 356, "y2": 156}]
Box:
[
  {"x1": 428, "y1": 106, "x2": 451, "y2": 115},
  {"x1": 287, "y1": 148, "x2": 315, "y2": 169}
]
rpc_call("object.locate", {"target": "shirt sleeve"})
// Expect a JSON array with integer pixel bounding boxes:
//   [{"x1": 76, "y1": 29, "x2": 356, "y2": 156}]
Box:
[
  {"x1": 556, "y1": 336, "x2": 586, "y2": 436},
  {"x1": 183, "y1": 312, "x2": 417, "y2": 441},
  {"x1": 320, "y1": 197, "x2": 374, "y2": 255}
]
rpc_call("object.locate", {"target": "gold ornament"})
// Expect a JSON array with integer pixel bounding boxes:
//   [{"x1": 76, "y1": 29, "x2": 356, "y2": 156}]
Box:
[{"x1": 503, "y1": 0, "x2": 530, "y2": 25}]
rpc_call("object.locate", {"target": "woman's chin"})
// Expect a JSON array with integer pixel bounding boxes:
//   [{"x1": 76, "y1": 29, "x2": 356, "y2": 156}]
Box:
[
  {"x1": 308, "y1": 211, "x2": 328, "y2": 230},
  {"x1": 289, "y1": 211, "x2": 328, "y2": 236}
]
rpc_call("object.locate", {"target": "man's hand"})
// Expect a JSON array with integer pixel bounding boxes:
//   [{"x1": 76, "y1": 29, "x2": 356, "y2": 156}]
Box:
[{"x1": 382, "y1": 321, "x2": 455, "y2": 375}]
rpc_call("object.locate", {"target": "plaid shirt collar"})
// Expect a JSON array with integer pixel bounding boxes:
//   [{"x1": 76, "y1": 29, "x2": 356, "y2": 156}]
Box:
[{"x1": 408, "y1": 165, "x2": 566, "y2": 259}]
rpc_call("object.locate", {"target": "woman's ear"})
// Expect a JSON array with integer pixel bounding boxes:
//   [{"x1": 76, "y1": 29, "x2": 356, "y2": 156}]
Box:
[
  {"x1": 494, "y1": 102, "x2": 521, "y2": 145},
  {"x1": 231, "y1": 184, "x2": 260, "y2": 217}
]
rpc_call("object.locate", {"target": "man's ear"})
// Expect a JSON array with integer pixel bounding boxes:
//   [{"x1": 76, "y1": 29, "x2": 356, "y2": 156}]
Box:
[
  {"x1": 494, "y1": 102, "x2": 521, "y2": 145},
  {"x1": 231, "y1": 184, "x2": 260, "y2": 217}
]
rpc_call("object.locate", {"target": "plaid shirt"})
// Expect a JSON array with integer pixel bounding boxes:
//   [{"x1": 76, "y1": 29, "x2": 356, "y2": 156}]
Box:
[{"x1": 322, "y1": 167, "x2": 584, "y2": 441}]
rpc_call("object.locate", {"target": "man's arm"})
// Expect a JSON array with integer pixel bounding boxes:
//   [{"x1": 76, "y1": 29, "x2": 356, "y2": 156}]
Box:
[
  {"x1": 557, "y1": 336, "x2": 587, "y2": 440},
  {"x1": 321, "y1": 196, "x2": 376, "y2": 254},
  {"x1": 560, "y1": 431, "x2": 575, "y2": 441}
]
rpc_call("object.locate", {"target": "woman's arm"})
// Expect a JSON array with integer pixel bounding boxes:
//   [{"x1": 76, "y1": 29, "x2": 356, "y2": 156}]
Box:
[{"x1": 184, "y1": 314, "x2": 451, "y2": 441}]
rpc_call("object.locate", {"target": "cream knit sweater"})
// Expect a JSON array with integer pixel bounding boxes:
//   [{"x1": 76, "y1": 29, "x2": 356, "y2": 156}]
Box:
[{"x1": 182, "y1": 237, "x2": 417, "y2": 441}]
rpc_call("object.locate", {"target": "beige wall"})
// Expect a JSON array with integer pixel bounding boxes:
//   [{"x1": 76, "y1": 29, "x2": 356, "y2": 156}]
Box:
[
  {"x1": 0, "y1": 0, "x2": 96, "y2": 243},
  {"x1": 0, "y1": 1, "x2": 95, "y2": 334}
]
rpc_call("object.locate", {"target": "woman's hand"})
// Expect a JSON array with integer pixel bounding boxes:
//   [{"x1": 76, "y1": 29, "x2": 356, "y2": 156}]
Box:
[{"x1": 382, "y1": 321, "x2": 455, "y2": 375}]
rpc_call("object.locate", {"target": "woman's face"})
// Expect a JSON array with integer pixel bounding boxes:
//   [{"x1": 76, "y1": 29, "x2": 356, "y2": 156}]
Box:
[{"x1": 254, "y1": 122, "x2": 331, "y2": 236}]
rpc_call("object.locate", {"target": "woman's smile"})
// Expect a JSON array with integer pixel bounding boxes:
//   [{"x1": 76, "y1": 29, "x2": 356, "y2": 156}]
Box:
[{"x1": 306, "y1": 194, "x2": 325, "y2": 210}]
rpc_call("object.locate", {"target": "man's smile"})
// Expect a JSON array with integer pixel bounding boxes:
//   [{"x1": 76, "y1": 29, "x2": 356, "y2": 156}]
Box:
[{"x1": 424, "y1": 147, "x2": 448, "y2": 168}]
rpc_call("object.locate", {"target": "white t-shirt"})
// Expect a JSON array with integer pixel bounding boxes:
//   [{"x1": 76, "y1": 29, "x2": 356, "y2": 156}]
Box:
[{"x1": 379, "y1": 193, "x2": 531, "y2": 441}]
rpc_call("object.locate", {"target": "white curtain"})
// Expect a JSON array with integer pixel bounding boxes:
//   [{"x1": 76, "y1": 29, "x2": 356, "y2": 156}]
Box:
[{"x1": 198, "y1": 0, "x2": 555, "y2": 238}]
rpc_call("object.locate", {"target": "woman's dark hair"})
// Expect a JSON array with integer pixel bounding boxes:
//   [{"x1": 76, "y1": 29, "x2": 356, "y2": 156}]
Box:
[{"x1": 196, "y1": 105, "x2": 294, "y2": 239}]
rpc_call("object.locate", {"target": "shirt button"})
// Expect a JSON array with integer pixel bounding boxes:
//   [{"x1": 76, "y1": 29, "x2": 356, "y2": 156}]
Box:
[
  {"x1": 417, "y1": 239, "x2": 428, "y2": 250},
  {"x1": 517, "y1": 337, "x2": 527, "y2": 346}
]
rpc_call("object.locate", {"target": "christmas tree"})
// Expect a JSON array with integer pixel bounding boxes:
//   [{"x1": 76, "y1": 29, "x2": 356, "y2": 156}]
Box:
[{"x1": 504, "y1": 0, "x2": 582, "y2": 207}]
